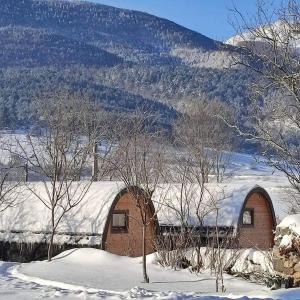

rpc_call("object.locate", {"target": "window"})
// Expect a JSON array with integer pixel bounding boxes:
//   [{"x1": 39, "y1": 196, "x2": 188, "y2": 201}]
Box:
[
  {"x1": 242, "y1": 208, "x2": 254, "y2": 225},
  {"x1": 111, "y1": 210, "x2": 128, "y2": 233}
]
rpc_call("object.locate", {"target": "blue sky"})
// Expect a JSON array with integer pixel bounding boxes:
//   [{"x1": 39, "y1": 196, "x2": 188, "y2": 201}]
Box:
[{"x1": 88, "y1": 0, "x2": 282, "y2": 41}]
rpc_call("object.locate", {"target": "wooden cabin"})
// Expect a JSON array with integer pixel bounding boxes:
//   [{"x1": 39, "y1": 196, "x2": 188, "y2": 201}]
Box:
[
  {"x1": 0, "y1": 182, "x2": 277, "y2": 261},
  {"x1": 153, "y1": 184, "x2": 276, "y2": 250}
]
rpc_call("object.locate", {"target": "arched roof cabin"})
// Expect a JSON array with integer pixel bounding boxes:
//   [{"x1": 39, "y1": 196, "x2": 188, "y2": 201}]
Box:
[{"x1": 153, "y1": 184, "x2": 276, "y2": 250}]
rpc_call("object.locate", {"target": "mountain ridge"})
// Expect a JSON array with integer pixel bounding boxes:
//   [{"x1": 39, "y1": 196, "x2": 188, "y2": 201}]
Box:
[{"x1": 0, "y1": 0, "x2": 252, "y2": 129}]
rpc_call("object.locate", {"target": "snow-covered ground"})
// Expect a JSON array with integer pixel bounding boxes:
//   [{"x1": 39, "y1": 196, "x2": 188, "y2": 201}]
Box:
[
  {"x1": 1, "y1": 248, "x2": 299, "y2": 300},
  {"x1": 12, "y1": 248, "x2": 265, "y2": 294},
  {"x1": 0, "y1": 261, "x2": 98, "y2": 299}
]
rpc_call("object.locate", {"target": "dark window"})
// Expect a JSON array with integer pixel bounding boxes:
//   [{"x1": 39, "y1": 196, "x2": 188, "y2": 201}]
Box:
[
  {"x1": 111, "y1": 210, "x2": 128, "y2": 233},
  {"x1": 242, "y1": 208, "x2": 254, "y2": 225}
]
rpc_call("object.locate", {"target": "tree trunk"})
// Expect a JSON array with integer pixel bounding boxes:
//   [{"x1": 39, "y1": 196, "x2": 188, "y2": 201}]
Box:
[
  {"x1": 142, "y1": 224, "x2": 149, "y2": 283},
  {"x1": 196, "y1": 244, "x2": 201, "y2": 273},
  {"x1": 48, "y1": 212, "x2": 55, "y2": 262},
  {"x1": 92, "y1": 142, "x2": 98, "y2": 181},
  {"x1": 201, "y1": 167, "x2": 208, "y2": 184},
  {"x1": 48, "y1": 229, "x2": 55, "y2": 262},
  {"x1": 24, "y1": 163, "x2": 28, "y2": 182}
]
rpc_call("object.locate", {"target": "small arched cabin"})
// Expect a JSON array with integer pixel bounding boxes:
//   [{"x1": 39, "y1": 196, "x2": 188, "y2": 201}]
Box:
[{"x1": 154, "y1": 184, "x2": 276, "y2": 250}]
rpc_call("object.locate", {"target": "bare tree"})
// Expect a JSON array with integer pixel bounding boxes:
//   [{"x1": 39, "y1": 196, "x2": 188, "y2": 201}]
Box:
[
  {"x1": 168, "y1": 100, "x2": 234, "y2": 270},
  {"x1": 154, "y1": 180, "x2": 236, "y2": 292},
  {"x1": 0, "y1": 158, "x2": 24, "y2": 212},
  {"x1": 108, "y1": 107, "x2": 166, "y2": 283},
  {"x1": 228, "y1": 0, "x2": 300, "y2": 196},
  {"x1": 174, "y1": 99, "x2": 233, "y2": 184},
  {"x1": 0, "y1": 133, "x2": 27, "y2": 213},
  {"x1": 14, "y1": 91, "x2": 108, "y2": 261},
  {"x1": 209, "y1": 193, "x2": 225, "y2": 293},
  {"x1": 0, "y1": 168, "x2": 21, "y2": 211},
  {"x1": 154, "y1": 179, "x2": 195, "y2": 270}
]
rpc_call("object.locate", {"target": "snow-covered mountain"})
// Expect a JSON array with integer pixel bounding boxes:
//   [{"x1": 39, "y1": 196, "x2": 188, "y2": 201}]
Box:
[
  {"x1": 225, "y1": 20, "x2": 300, "y2": 51},
  {"x1": 0, "y1": 0, "x2": 251, "y2": 129}
]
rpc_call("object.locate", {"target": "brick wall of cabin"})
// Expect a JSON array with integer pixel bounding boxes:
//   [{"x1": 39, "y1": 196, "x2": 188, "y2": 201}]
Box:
[
  {"x1": 238, "y1": 192, "x2": 274, "y2": 250},
  {"x1": 104, "y1": 192, "x2": 156, "y2": 257}
]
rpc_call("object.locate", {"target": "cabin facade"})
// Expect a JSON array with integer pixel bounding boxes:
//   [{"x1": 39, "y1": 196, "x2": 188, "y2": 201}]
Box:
[
  {"x1": 238, "y1": 187, "x2": 276, "y2": 249},
  {"x1": 102, "y1": 187, "x2": 157, "y2": 257}
]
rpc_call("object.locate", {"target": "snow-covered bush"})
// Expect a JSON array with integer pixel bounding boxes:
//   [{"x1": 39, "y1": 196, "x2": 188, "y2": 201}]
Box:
[{"x1": 273, "y1": 214, "x2": 300, "y2": 287}]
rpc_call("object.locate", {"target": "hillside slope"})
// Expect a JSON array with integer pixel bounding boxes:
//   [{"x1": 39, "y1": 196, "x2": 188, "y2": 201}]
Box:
[
  {"x1": 0, "y1": 26, "x2": 122, "y2": 68},
  {"x1": 0, "y1": 0, "x2": 225, "y2": 65},
  {"x1": 0, "y1": 0, "x2": 252, "y2": 129}
]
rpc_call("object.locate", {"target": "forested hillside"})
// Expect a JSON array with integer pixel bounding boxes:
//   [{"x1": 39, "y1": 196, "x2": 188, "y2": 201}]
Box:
[{"x1": 0, "y1": 0, "x2": 253, "y2": 129}]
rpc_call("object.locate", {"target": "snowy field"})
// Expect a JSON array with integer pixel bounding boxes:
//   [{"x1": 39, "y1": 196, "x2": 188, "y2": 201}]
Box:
[{"x1": 2, "y1": 248, "x2": 300, "y2": 300}]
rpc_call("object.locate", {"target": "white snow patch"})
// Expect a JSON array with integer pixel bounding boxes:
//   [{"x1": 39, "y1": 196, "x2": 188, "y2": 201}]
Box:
[
  {"x1": 278, "y1": 214, "x2": 300, "y2": 235},
  {"x1": 231, "y1": 249, "x2": 274, "y2": 275},
  {"x1": 279, "y1": 235, "x2": 293, "y2": 249},
  {"x1": 225, "y1": 20, "x2": 300, "y2": 52}
]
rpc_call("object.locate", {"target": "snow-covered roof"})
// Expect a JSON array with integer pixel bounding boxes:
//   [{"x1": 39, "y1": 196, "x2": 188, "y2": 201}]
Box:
[
  {"x1": 153, "y1": 183, "x2": 273, "y2": 228},
  {"x1": 0, "y1": 179, "x2": 290, "y2": 245},
  {"x1": 0, "y1": 181, "x2": 125, "y2": 239}
]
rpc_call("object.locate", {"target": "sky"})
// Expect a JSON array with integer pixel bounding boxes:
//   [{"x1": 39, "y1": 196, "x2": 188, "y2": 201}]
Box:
[{"x1": 88, "y1": 0, "x2": 282, "y2": 41}]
